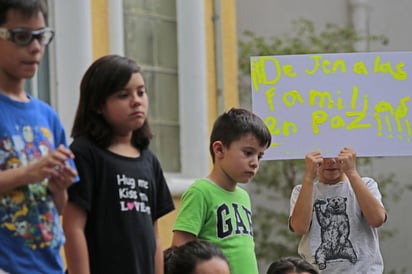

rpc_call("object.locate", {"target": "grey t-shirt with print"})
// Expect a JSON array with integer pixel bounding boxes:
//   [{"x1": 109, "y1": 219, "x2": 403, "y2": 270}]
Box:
[{"x1": 290, "y1": 177, "x2": 385, "y2": 274}]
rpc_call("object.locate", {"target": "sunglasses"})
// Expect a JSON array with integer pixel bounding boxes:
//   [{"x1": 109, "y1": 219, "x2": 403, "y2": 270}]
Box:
[{"x1": 0, "y1": 27, "x2": 54, "y2": 46}]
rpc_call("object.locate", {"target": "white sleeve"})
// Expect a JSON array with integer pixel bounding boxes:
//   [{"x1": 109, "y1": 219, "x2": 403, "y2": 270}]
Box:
[
  {"x1": 289, "y1": 184, "x2": 303, "y2": 216},
  {"x1": 362, "y1": 177, "x2": 385, "y2": 208}
]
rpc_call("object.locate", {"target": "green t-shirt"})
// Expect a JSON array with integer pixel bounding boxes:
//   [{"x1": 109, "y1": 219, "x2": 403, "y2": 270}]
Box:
[{"x1": 173, "y1": 178, "x2": 258, "y2": 274}]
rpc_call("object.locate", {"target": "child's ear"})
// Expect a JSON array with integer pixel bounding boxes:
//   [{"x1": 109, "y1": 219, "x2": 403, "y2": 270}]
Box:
[{"x1": 212, "y1": 141, "x2": 224, "y2": 158}]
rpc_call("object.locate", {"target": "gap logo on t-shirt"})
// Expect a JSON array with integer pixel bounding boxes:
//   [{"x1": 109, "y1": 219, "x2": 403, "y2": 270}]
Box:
[
  {"x1": 216, "y1": 203, "x2": 253, "y2": 238},
  {"x1": 116, "y1": 174, "x2": 151, "y2": 214}
]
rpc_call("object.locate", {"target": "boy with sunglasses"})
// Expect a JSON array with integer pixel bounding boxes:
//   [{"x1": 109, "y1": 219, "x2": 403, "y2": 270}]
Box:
[{"x1": 0, "y1": 0, "x2": 78, "y2": 273}]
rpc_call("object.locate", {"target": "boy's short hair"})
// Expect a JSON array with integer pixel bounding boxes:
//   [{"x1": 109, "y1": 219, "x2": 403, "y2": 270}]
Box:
[
  {"x1": 164, "y1": 240, "x2": 228, "y2": 274},
  {"x1": 0, "y1": 0, "x2": 48, "y2": 25},
  {"x1": 209, "y1": 107, "x2": 271, "y2": 162},
  {"x1": 266, "y1": 256, "x2": 319, "y2": 274}
]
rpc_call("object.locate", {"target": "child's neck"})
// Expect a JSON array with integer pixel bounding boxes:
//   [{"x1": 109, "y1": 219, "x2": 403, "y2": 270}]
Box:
[
  {"x1": 207, "y1": 170, "x2": 237, "y2": 192},
  {"x1": 107, "y1": 136, "x2": 140, "y2": 158},
  {"x1": 0, "y1": 77, "x2": 27, "y2": 102}
]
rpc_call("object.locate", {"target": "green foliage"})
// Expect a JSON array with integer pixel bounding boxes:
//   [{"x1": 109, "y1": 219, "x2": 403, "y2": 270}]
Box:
[
  {"x1": 237, "y1": 18, "x2": 409, "y2": 273},
  {"x1": 251, "y1": 160, "x2": 305, "y2": 261},
  {"x1": 238, "y1": 18, "x2": 388, "y2": 74},
  {"x1": 385, "y1": 269, "x2": 408, "y2": 274}
]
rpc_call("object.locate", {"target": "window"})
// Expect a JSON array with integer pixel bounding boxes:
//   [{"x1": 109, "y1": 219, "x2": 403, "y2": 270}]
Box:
[
  {"x1": 25, "y1": 0, "x2": 52, "y2": 104},
  {"x1": 25, "y1": 48, "x2": 51, "y2": 103},
  {"x1": 123, "y1": 0, "x2": 180, "y2": 172}
]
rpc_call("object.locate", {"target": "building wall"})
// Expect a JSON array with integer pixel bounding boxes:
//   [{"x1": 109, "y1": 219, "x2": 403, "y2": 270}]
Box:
[
  {"x1": 237, "y1": 0, "x2": 411, "y2": 52},
  {"x1": 90, "y1": 0, "x2": 109, "y2": 59},
  {"x1": 236, "y1": 1, "x2": 412, "y2": 272},
  {"x1": 50, "y1": 1, "x2": 92, "y2": 140},
  {"x1": 237, "y1": 0, "x2": 349, "y2": 39}
]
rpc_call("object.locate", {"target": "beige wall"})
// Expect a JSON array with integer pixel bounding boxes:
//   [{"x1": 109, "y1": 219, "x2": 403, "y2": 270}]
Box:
[
  {"x1": 90, "y1": 0, "x2": 109, "y2": 60},
  {"x1": 158, "y1": 197, "x2": 180, "y2": 248}
]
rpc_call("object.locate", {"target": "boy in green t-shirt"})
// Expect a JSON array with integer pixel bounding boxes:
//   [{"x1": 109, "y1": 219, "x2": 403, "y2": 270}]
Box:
[{"x1": 172, "y1": 107, "x2": 272, "y2": 274}]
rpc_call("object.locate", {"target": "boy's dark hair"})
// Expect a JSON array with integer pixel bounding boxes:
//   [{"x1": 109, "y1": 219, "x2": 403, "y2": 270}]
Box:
[
  {"x1": 0, "y1": 0, "x2": 48, "y2": 25},
  {"x1": 71, "y1": 54, "x2": 153, "y2": 150},
  {"x1": 164, "y1": 240, "x2": 228, "y2": 274},
  {"x1": 209, "y1": 107, "x2": 272, "y2": 162},
  {"x1": 266, "y1": 256, "x2": 319, "y2": 274}
]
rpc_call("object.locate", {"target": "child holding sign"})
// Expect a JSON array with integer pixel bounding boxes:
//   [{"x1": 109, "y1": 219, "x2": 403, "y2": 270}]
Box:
[
  {"x1": 289, "y1": 147, "x2": 386, "y2": 273},
  {"x1": 172, "y1": 108, "x2": 272, "y2": 274}
]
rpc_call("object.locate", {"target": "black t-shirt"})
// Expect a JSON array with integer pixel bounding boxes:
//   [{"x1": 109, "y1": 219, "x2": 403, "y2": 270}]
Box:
[{"x1": 68, "y1": 136, "x2": 175, "y2": 274}]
